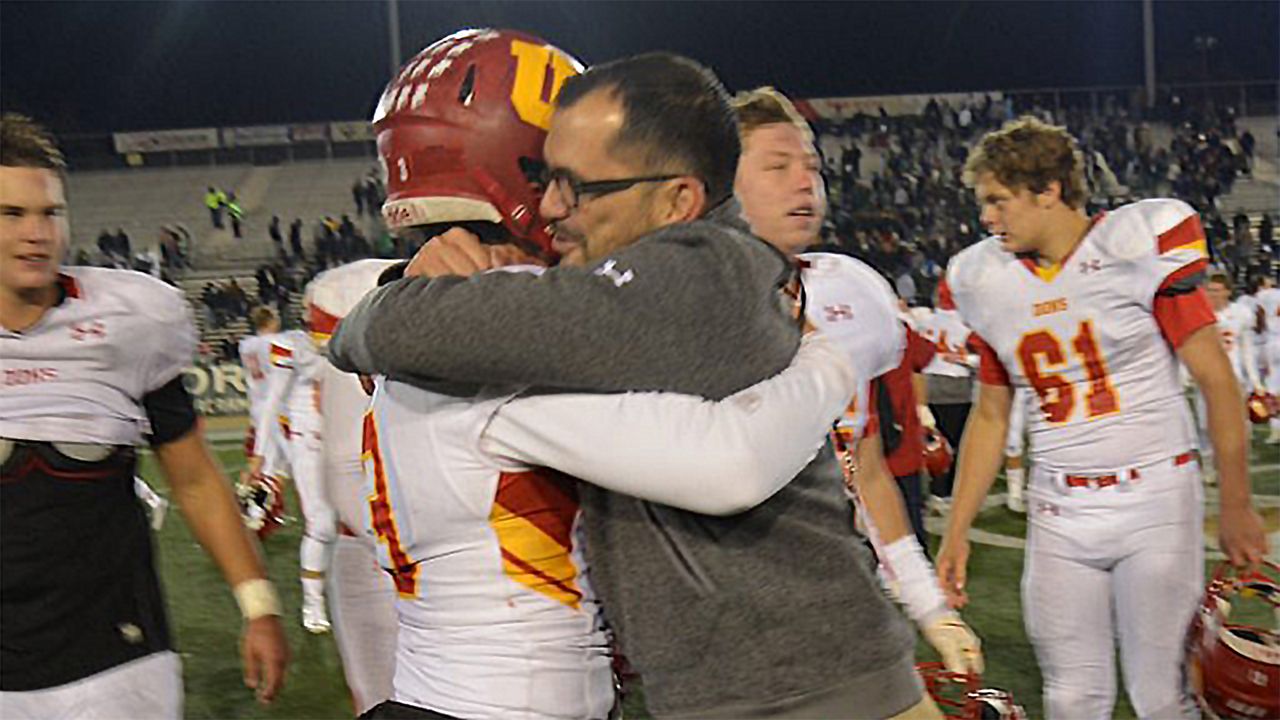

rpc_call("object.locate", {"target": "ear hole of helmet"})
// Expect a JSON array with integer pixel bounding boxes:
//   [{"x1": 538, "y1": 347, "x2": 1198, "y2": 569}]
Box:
[{"x1": 459, "y1": 65, "x2": 477, "y2": 107}]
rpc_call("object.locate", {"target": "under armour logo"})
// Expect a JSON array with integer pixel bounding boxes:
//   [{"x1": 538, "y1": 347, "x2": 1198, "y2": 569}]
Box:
[
  {"x1": 1036, "y1": 501, "x2": 1060, "y2": 517},
  {"x1": 823, "y1": 304, "x2": 854, "y2": 322},
  {"x1": 70, "y1": 320, "x2": 107, "y2": 342},
  {"x1": 1078, "y1": 259, "x2": 1103, "y2": 274},
  {"x1": 594, "y1": 259, "x2": 635, "y2": 287}
]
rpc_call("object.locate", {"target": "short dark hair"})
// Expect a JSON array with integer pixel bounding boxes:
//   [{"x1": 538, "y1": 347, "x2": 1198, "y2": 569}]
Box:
[
  {"x1": 556, "y1": 52, "x2": 739, "y2": 207},
  {"x1": 0, "y1": 113, "x2": 66, "y2": 175}
]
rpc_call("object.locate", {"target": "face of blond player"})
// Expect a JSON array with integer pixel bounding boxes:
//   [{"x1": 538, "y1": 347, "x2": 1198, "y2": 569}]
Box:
[
  {"x1": 974, "y1": 171, "x2": 1058, "y2": 255},
  {"x1": 735, "y1": 123, "x2": 826, "y2": 258},
  {"x1": 1206, "y1": 280, "x2": 1231, "y2": 311},
  {"x1": 539, "y1": 90, "x2": 678, "y2": 267},
  {"x1": 0, "y1": 166, "x2": 67, "y2": 300}
]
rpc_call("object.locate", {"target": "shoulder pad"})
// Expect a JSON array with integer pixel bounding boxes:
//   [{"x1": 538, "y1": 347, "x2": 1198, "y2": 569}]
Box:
[
  {"x1": 1096, "y1": 199, "x2": 1201, "y2": 262},
  {"x1": 305, "y1": 259, "x2": 399, "y2": 318},
  {"x1": 75, "y1": 268, "x2": 190, "y2": 329},
  {"x1": 799, "y1": 252, "x2": 904, "y2": 379},
  {"x1": 945, "y1": 238, "x2": 1006, "y2": 307}
]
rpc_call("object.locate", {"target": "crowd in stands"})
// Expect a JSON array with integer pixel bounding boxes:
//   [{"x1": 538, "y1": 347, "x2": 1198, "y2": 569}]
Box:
[
  {"x1": 812, "y1": 95, "x2": 1277, "y2": 307},
  {"x1": 76, "y1": 224, "x2": 192, "y2": 281},
  {"x1": 65, "y1": 97, "x2": 1275, "y2": 362}
]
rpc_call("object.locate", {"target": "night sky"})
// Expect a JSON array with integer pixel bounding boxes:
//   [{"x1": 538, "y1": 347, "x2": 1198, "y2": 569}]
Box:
[{"x1": 2, "y1": 1, "x2": 1276, "y2": 135}]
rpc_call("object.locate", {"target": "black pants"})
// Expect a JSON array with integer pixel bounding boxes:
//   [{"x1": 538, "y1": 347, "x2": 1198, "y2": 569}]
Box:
[
  {"x1": 894, "y1": 472, "x2": 929, "y2": 558},
  {"x1": 358, "y1": 700, "x2": 463, "y2": 720},
  {"x1": 927, "y1": 402, "x2": 971, "y2": 498}
]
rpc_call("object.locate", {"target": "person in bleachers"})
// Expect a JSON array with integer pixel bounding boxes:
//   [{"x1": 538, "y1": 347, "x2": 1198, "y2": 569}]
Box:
[
  {"x1": 289, "y1": 218, "x2": 304, "y2": 260},
  {"x1": 255, "y1": 264, "x2": 275, "y2": 305},
  {"x1": 352, "y1": 179, "x2": 365, "y2": 217},
  {"x1": 205, "y1": 186, "x2": 224, "y2": 228},
  {"x1": 227, "y1": 193, "x2": 243, "y2": 239},
  {"x1": 269, "y1": 216, "x2": 283, "y2": 256},
  {"x1": 96, "y1": 229, "x2": 113, "y2": 262},
  {"x1": 114, "y1": 228, "x2": 131, "y2": 261}
]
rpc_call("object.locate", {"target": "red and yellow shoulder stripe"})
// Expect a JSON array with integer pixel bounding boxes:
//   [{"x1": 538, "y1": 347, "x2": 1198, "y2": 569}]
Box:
[
  {"x1": 1157, "y1": 213, "x2": 1208, "y2": 261},
  {"x1": 268, "y1": 342, "x2": 294, "y2": 368}
]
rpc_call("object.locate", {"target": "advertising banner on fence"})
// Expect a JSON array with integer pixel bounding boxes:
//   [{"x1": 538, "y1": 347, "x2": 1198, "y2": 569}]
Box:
[
  {"x1": 329, "y1": 120, "x2": 376, "y2": 143},
  {"x1": 289, "y1": 123, "x2": 329, "y2": 142},
  {"x1": 113, "y1": 128, "x2": 220, "y2": 154},
  {"x1": 795, "y1": 91, "x2": 1003, "y2": 121},
  {"x1": 221, "y1": 125, "x2": 291, "y2": 148},
  {"x1": 182, "y1": 363, "x2": 249, "y2": 416}
]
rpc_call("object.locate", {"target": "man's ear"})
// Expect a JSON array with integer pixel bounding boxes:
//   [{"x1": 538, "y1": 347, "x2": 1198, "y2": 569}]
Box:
[{"x1": 658, "y1": 177, "x2": 709, "y2": 224}]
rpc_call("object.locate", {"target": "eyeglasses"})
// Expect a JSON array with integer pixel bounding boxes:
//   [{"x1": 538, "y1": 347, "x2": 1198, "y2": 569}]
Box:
[{"x1": 540, "y1": 167, "x2": 682, "y2": 210}]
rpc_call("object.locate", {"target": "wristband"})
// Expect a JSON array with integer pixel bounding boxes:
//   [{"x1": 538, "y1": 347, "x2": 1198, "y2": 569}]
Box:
[
  {"x1": 881, "y1": 535, "x2": 950, "y2": 626},
  {"x1": 233, "y1": 578, "x2": 283, "y2": 620}
]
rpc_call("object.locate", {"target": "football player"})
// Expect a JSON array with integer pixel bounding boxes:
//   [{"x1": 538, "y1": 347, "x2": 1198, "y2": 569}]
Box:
[
  {"x1": 935, "y1": 116, "x2": 1268, "y2": 719},
  {"x1": 731, "y1": 87, "x2": 981, "y2": 697},
  {"x1": 336, "y1": 47, "x2": 966, "y2": 719},
  {"x1": 238, "y1": 305, "x2": 281, "y2": 477},
  {"x1": 1195, "y1": 273, "x2": 1263, "y2": 477},
  {"x1": 1002, "y1": 388, "x2": 1030, "y2": 513},
  {"x1": 256, "y1": 316, "x2": 333, "y2": 633},
  {"x1": 914, "y1": 282, "x2": 978, "y2": 515},
  {"x1": 0, "y1": 114, "x2": 289, "y2": 716},
  {"x1": 305, "y1": 260, "x2": 399, "y2": 714},
  {"x1": 1257, "y1": 275, "x2": 1280, "y2": 443}
]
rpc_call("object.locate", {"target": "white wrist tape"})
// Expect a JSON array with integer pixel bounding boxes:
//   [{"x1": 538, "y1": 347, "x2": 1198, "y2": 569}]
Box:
[
  {"x1": 233, "y1": 578, "x2": 283, "y2": 621},
  {"x1": 917, "y1": 404, "x2": 936, "y2": 429},
  {"x1": 882, "y1": 535, "x2": 950, "y2": 626}
]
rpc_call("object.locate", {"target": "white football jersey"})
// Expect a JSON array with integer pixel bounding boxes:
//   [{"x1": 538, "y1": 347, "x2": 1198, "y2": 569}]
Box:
[
  {"x1": 798, "y1": 252, "x2": 906, "y2": 439},
  {"x1": 252, "y1": 329, "x2": 322, "y2": 479},
  {"x1": 359, "y1": 263, "x2": 613, "y2": 718},
  {"x1": 307, "y1": 260, "x2": 397, "y2": 536},
  {"x1": 238, "y1": 332, "x2": 277, "y2": 433},
  {"x1": 916, "y1": 309, "x2": 975, "y2": 379},
  {"x1": 0, "y1": 269, "x2": 195, "y2": 445},
  {"x1": 363, "y1": 379, "x2": 613, "y2": 719},
  {"x1": 1258, "y1": 287, "x2": 1280, "y2": 346},
  {"x1": 1217, "y1": 302, "x2": 1258, "y2": 387},
  {"x1": 947, "y1": 199, "x2": 1208, "y2": 473}
]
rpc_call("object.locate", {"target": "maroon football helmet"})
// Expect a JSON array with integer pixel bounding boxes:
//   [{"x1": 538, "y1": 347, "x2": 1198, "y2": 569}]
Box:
[
  {"x1": 372, "y1": 28, "x2": 583, "y2": 255},
  {"x1": 923, "y1": 427, "x2": 954, "y2": 479},
  {"x1": 236, "y1": 473, "x2": 287, "y2": 540},
  {"x1": 917, "y1": 662, "x2": 1026, "y2": 719},
  {"x1": 1186, "y1": 561, "x2": 1280, "y2": 720},
  {"x1": 1247, "y1": 391, "x2": 1273, "y2": 425}
]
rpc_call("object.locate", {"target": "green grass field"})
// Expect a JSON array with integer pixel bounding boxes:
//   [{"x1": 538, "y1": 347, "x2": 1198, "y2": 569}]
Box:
[{"x1": 145, "y1": 426, "x2": 1278, "y2": 719}]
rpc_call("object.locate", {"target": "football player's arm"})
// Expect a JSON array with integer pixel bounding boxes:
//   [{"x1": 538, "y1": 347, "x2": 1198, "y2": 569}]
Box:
[
  {"x1": 145, "y1": 381, "x2": 290, "y2": 703},
  {"x1": 1176, "y1": 323, "x2": 1269, "y2": 569},
  {"x1": 852, "y1": 432, "x2": 984, "y2": 674},
  {"x1": 480, "y1": 334, "x2": 857, "y2": 515},
  {"x1": 936, "y1": 349, "x2": 1013, "y2": 609},
  {"x1": 1150, "y1": 234, "x2": 1268, "y2": 569}
]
